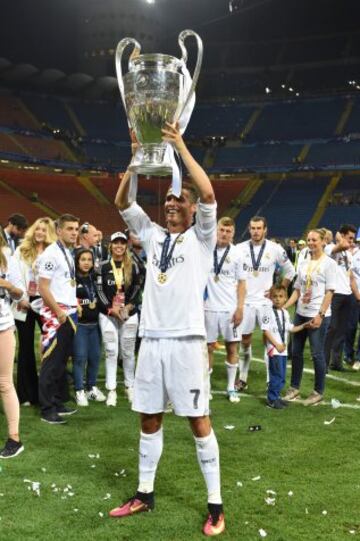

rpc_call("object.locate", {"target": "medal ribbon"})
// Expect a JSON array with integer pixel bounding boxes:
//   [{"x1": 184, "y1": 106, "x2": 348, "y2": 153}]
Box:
[
  {"x1": 213, "y1": 245, "x2": 231, "y2": 278},
  {"x1": 110, "y1": 259, "x2": 124, "y2": 291},
  {"x1": 305, "y1": 254, "x2": 324, "y2": 289},
  {"x1": 56, "y1": 241, "x2": 75, "y2": 281},
  {"x1": 250, "y1": 240, "x2": 266, "y2": 272},
  {"x1": 342, "y1": 251, "x2": 349, "y2": 272},
  {"x1": 79, "y1": 276, "x2": 95, "y2": 302},
  {"x1": 273, "y1": 307, "x2": 285, "y2": 344},
  {"x1": 159, "y1": 231, "x2": 183, "y2": 274}
]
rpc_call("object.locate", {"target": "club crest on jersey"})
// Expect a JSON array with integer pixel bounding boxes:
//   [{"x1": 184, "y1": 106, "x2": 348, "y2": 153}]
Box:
[
  {"x1": 262, "y1": 315, "x2": 270, "y2": 324},
  {"x1": 45, "y1": 261, "x2": 54, "y2": 271}
]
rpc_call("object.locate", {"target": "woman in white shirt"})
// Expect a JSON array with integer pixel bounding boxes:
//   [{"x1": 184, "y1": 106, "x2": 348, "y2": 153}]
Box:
[
  {"x1": 0, "y1": 235, "x2": 24, "y2": 458},
  {"x1": 11, "y1": 217, "x2": 57, "y2": 405},
  {"x1": 283, "y1": 229, "x2": 337, "y2": 405}
]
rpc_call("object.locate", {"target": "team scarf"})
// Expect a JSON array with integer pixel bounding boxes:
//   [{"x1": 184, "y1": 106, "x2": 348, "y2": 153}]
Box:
[{"x1": 40, "y1": 304, "x2": 77, "y2": 361}]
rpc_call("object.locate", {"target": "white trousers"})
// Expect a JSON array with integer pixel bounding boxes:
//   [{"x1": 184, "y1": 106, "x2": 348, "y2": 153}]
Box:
[{"x1": 99, "y1": 312, "x2": 138, "y2": 390}]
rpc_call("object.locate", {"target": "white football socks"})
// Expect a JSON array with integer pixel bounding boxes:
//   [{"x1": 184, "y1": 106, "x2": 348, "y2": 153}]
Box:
[
  {"x1": 194, "y1": 429, "x2": 222, "y2": 504},
  {"x1": 137, "y1": 428, "x2": 163, "y2": 494},
  {"x1": 239, "y1": 344, "x2": 252, "y2": 382},
  {"x1": 225, "y1": 361, "x2": 238, "y2": 392}
]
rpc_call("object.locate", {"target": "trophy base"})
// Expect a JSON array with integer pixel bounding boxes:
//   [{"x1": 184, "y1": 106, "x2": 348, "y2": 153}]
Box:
[{"x1": 129, "y1": 144, "x2": 173, "y2": 177}]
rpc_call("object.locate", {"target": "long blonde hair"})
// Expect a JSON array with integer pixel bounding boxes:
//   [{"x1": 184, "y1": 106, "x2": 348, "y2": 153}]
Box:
[
  {"x1": 0, "y1": 234, "x2": 7, "y2": 271},
  {"x1": 109, "y1": 243, "x2": 133, "y2": 289},
  {"x1": 19, "y1": 217, "x2": 57, "y2": 265}
]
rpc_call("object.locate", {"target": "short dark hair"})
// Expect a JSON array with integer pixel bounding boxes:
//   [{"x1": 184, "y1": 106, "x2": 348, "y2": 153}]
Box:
[
  {"x1": 57, "y1": 214, "x2": 79, "y2": 228},
  {"x1": 249, "y1": 216, "x2": 267, "y2": 228},
  {"x1": 8, "y1": 213, "x2": 28, "y2": 229},
  {"x1": 339, "y1": 224, "x2": 356, "y2": 235},
  {"x1": 270, "y1": 284, "x2": 288, "y2": 298}
]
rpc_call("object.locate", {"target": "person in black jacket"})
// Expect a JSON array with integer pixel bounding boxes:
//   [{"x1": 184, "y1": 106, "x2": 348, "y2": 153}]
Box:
[
  {"x1": 73, "y1": 248, "x2": 106, "y2": 406},
  {"x1": 97, "y1": 232, "x2": 143, "y2": 406}
]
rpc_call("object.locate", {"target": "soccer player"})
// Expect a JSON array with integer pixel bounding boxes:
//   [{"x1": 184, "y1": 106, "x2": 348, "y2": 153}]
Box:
[
  {"x1": 37, "y1": 214, "x2": 79, "y2": 424},
  {"x1": 111, "y1": 123, "x2": 225, "y2": 537},
  {"x1": 235, "y1": 217, "x2": 295, "y2": 390},
  {"x1": 205, "y1": 217, "x2": 246, "y2": 403}
]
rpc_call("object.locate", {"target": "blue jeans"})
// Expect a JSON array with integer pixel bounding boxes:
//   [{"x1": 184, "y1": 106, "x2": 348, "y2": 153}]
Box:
[
  {"x1": 268, "y1": 355, "x2": 287, "y2": 401},
  {"x1": 344, "y1": 295, "x2": 360, "y2": 361},
  {"x1": 72, "y1": 323, "x2": 101, "y2": 391},
  {"x1": 291, "y1": 313, "x2": 329, "y2": 394}
]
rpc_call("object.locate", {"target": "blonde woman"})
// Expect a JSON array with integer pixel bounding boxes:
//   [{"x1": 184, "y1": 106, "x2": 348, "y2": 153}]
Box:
[
  {"x1": 97, "y1": 232, "x2": 143, "y2": 406},
  {"x1": 11, "y1": 217, "x2": 57, "y2": 405},
  {"x1": 0, "y1": 235, "x2": 24, "y2": 458}
]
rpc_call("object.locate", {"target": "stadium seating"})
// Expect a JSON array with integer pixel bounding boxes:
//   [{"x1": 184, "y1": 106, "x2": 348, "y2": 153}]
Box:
[
  {"x1": 0, "y1": 95, "x2": 38, "y2": 130},
  {"x1": 21, "y1": 94, "x2": 75, "y2": 132},
  {"x1": 213, "y1": 143, "x2": 302, "y2": 171},
  {"x1": 70, "y1": 101, "x2": 128, "y2": 140}
]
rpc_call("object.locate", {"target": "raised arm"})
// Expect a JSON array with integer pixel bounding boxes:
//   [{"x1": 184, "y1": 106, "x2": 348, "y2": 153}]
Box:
[
  {"x1": 162, "y1": 122, "x2": 215, "y2": 204},
  {"x1": 114, "y1": 169, "x2": 132, "y2": 211}
]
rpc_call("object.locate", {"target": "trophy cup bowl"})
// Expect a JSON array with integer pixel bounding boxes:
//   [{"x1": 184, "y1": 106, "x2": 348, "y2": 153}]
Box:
[{"x1": 115, "y1": 30, "x2": 203, "y2": 176}]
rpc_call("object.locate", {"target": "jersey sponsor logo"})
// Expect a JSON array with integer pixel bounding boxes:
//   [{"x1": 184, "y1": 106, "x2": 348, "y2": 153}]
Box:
[
  {"x1": 152, "y1": 254, "x2": 184, "y2": 270},
  {"x1": 44, "y1": 261, "x2": 54, "y2": 271},
  {"x1": 243, "y1": 263, "x2": 270, "y2": 273}
]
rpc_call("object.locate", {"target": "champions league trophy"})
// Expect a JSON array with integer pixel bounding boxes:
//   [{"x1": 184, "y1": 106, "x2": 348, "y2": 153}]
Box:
[{"x1": 115, "y1": 30, "x2": 203, "y2": 178}]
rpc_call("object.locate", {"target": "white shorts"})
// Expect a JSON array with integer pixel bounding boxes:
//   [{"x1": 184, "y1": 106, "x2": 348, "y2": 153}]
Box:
[
  {"x1": 132, "y1": 337, "x2": 210, "y2": 417},
  {"x1": 205, "y1": 311, "x2": 241, "y2": 343},
  {"x1": 242, "y1": 304, "x2": 272, "y2": 335}
]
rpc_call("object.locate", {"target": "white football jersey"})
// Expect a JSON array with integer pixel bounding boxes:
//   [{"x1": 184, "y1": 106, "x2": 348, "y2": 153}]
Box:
[
  {"x1": 261, "y1": 307, "x2": 294, "y2": 356},
  {"x1": 294, "y1": 255, "x2": 337, "y2": 317},
  {"x1": 121, "y1": 201, "x2": 217, "y2": 338},
  {"x1": 324, "y1": 244, "x2": 352, "y2": 295},
  {"x1": 37, "y1": 242, "x2": 77, "y2": 307},
  {"x1": 0, "y1": 248, "x2": 23, "y2": 331},
  {"x1": 205, "y1": 243, "x2": 246, "y2": 312},
  {"x1": 237, "y1": 239, "x2": 295, "y2": 305},
  {"x1": 352, "y1": 248, "x2": 360, "y2": 290}
]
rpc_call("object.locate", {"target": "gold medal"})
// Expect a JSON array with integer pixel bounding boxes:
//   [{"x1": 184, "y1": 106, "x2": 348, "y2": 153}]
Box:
[
  {"x1": 70, "y1": 278, "x2": 76, "y2": 287},
  {"x1": 89, "y1": 301, "x2": 96, "y2": 309},
  {"x1": 176, "y1": 235, "x2": 184, "y2": 244},
  {"x1": 253, "y1": 270, "x2": 259, "y2": 277},
  {"x1": 214, "y1": 275, "x2": 220, "y2": 282},
  {"x1": 158, "y1": 272, "x2": 167, "y2": 284},
  {"x1": 226, "y1": 256, "x2": 231, "y2": 263}
]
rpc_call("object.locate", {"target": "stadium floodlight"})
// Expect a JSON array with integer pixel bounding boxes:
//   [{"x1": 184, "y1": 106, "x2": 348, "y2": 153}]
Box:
[
  {"x1": 281, "y1": 84, "x2": 286, "y2": 89},
  {"x1": 145, "y1": 0, "x2": 155, "y2": 3},
  {"x1": 265, "y1": 87, "x2": 271, "y2": 94},
  {"x1": 288, "y1": 87, "x2": 294, "y2": 92}
]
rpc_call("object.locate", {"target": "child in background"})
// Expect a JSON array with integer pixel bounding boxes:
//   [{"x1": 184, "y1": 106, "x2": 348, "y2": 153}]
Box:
[{"x1": 262, "y1": 285, "x2": 308, "y2": 409}]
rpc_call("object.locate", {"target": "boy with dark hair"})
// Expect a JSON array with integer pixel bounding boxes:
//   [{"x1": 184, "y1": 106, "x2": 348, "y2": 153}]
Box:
[{"x1": 262, "y1": 285, "x2": 308, "y2": 409}]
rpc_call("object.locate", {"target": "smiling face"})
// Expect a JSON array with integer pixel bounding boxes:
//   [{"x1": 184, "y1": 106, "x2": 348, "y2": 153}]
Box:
[
  {"x1": 111, "y1": 239, "x2": 127, "y2": 260},
  {"x1": 164, "y1": 188, "x2": 197, "y2": 232},
  {"x1": 34, "y1": 223, "x2": 48, "y2": 244},
  {"x1": 307, "y1": 231, "x2": 324, "y2": 254},
  {"x1": 78, "y1": 252, "x2": 94, "y2": 275},
  {"x1": 249, "y1": 220, "x2": 267, "y2": 244}
]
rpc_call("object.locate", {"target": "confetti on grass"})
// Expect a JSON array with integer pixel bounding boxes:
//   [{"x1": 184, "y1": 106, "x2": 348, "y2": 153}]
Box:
[
  {"x1": 265, "y1": 497, "x2": 276, "y2": 506},
  {"x1": 259, "y1": 528, "x2": 267, "y2": 538},
  {"x1": 252, "y1": 476, "x2": 261, "y2": 481},
  {"x1": 224, "y1": 425, "x2": 235, "y2": 430},
  {"x1": 324, "y1": 418, "x2": 335, "y2": 425},
  {"x1": 288, "y1": 491, "x2": 294, "y2": 497},
  {"x1": 236, "y1": 481, "x2": 243, "y2": 487}
]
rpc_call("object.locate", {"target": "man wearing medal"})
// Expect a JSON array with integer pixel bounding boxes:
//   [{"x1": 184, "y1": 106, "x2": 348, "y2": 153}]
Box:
[
  {"x1": 236, "y1": 216, "x2": 295, "y2": 391},
  {"x1": 113, "y1": 123, "x2": 225, "y2": 536},
  {"x1": 37, "y1": 214, "x2": 79, "y2": 424},
  {"x1": 204, "y1": 217, "x2": 246, "y2": 403}
]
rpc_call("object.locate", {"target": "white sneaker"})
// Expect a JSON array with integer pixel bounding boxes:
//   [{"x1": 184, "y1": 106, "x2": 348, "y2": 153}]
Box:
[
  {"x1": 106, "y1": 390, "x2": 117, "y2": 407},
  {"x1": 124, "y1": 387, "x2": 134, "y2": 403},
  {"x1": 76, "y1": 390, "x2": 89, "y2": 407},
  {"x1": 86, "y1": 386, "x2": 106, "y2": 402},
  {"x1": 352, "y1": 361, "x2": 360, "y2": 371},
  {"x1": 228, "y1": 390, "x2": 240, "y2": 403}
]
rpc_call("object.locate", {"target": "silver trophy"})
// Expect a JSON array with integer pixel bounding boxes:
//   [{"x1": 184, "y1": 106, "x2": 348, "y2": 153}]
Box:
[{"x1": 115, "y1": 30, "x2": 203, "y2": 176}]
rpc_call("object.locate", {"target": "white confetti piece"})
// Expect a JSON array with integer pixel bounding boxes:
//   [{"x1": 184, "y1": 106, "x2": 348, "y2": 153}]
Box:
[
  {"x1": 322, "y1": 510, "x2": 327, "y2": 516},
  {"x1": 96, "y1": 453, "x2": 100, "y2": 459},
  {"x1": 266, "y1": 490, "x2": 276, "y2": 496},
  {"x1": 120, "y1": 469, "x2": 125, "y2": 475},
  {"x1": 236, "y1": 481, "x2": 243, "y2": 487},
  {"x1": 91, "y1": 464, "x2": 96, "y2": 468},
  {"x1": 224, "y1": 425, "x2": 235, "y2": 430},
  {"x1": 53, "y1": 488, "x2": 59, "y2": 493},
  {"x1": 61, "y1": 496, "x2": 67, "y2": 500},
  {"x1": 259, "y1": 528, "x2": 267, "y2": 538},
  {"x1": 73, "y1": 509, "x2": 79, "y2": 513},
  {"x1": 324, "y1": 418, "x2": 335, "y2": 425},
  {"x1": 305, "y1": 508, "x2": 309, "y2": 514},
  {"x1": 265, "y1": 497, "x2": 276, "y2": 506},
  {"x1": 98, "y1": 512, "x2": 104, "y2": 518},
  {"x1": 331, "y1": 398, "x2": 341, "y2": 409},
  {"x1": 67, "y1": 484, "x2": 73, "y2": 489},
  {"x1": 103, "y1": 493, "x2": 111, "y2": 500},
  {"x1": 245, "y1": 521, "x2": 249, "y2": 525},
  {"x1": 31, "y1": 482, "x2": 41, "y2": 497},
  {"x1": 88, "y1": 454, "x2": 95, "y2": 458},
  {"x1": 51, "y1": 483, "x2": 57, "y2": 488},
  {"x1": 349, "y1": 530, "x2": 356, "y2": 534},
  {"x1": 288, "y1": 491, "x2": 293, "y2": 497},
  {"x1": 0, "y1": 494, "x2": 4, "y2": 497},
  {"x1": 63, "y1": 487, "x2": 69, "y2": 493},
  {"x1": 114, "y1": 473, "x2": 119, "y2": 477},
  {"x1": 41, "y1": 468, "x2": 47, "y2": 473},
  {"x1": 252, "y1": 476, "x2": 261, "y2": 481},
  {"x1": 68, "y1": 492, "x2": 75, "y2": 497}
]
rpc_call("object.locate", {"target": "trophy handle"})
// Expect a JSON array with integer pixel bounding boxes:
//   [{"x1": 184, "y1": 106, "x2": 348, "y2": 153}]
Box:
[
  {"x1": 115, "y1": 37, "x2": 141, "y2": 118},
  {"x1": 177, "y1": 29, "x2": 203, "y2": 119}
]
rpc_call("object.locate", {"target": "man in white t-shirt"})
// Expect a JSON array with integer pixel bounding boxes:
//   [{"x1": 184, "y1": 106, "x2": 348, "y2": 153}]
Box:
[
  {"x1": 205, "y1": 216, "x2": 246, "y2": 403},
  {"x1": 111, "y1": 123, "x2": 225, "y2": 537},
  {"x1": 38, "y1": 214, "x2": 79, "y2": 425},
  {"x1": 324, "y1": 224, "x2": 360, "y2": 371},
  {"x1": 346, "y1": 244, "x2": 360, "y2": 369},
  {"x1": 235, "y1": 216, "x2": 295, "y2": 389}
]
